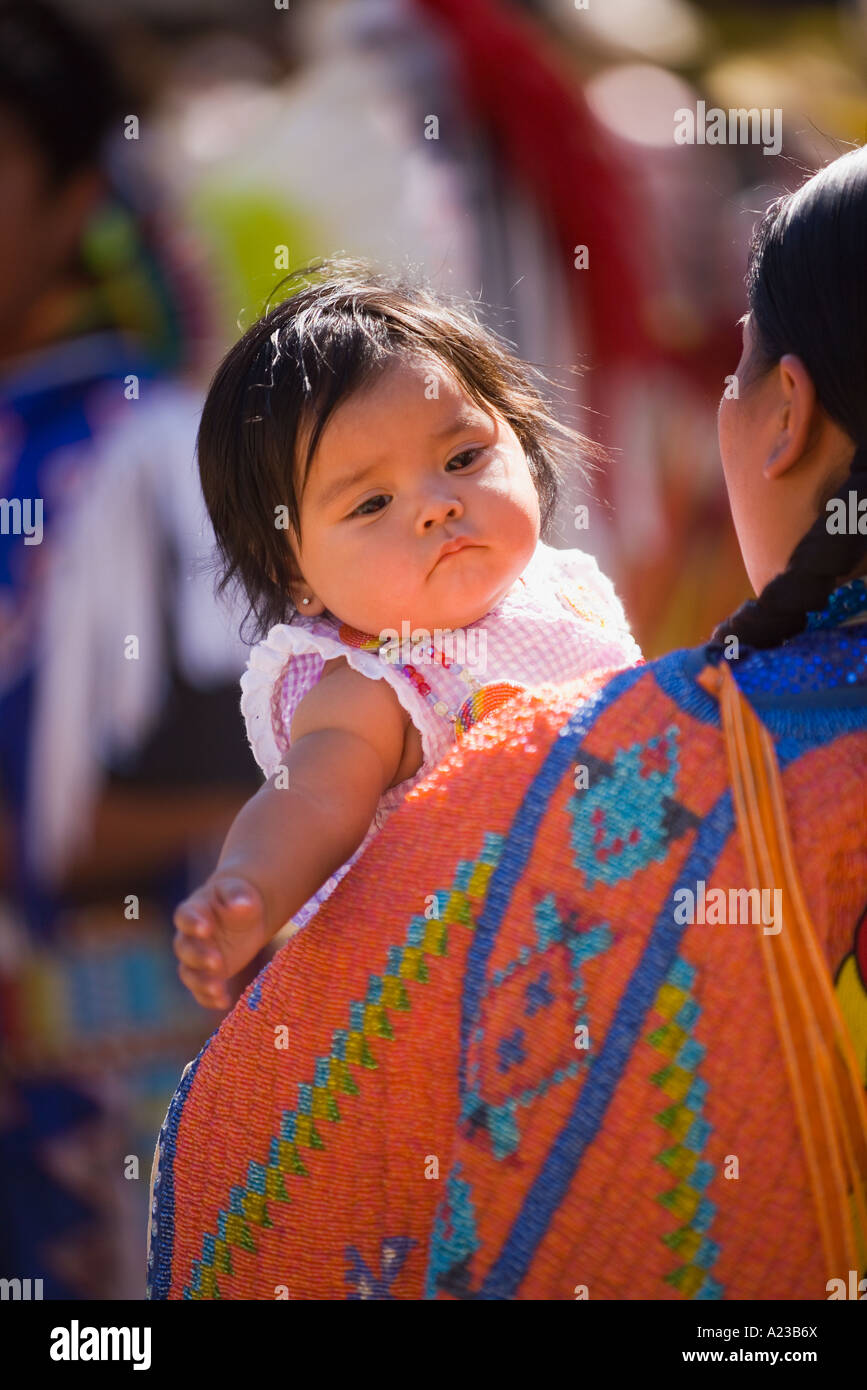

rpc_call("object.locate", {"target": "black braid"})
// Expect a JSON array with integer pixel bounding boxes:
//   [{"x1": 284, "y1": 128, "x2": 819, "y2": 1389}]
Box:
[{"x1": 712, "y1": 443, "x2": 867, "y2": 648}]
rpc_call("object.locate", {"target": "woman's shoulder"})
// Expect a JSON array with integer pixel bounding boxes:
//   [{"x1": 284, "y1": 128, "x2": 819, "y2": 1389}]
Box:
[{"x1": 423, "y1": 646, "x2": 717, "y2": 798}]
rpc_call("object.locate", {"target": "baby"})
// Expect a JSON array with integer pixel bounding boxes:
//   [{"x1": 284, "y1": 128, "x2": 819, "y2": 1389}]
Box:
[{"x1": 174, "y1": 259, "x2": 643, "y2": 1008}]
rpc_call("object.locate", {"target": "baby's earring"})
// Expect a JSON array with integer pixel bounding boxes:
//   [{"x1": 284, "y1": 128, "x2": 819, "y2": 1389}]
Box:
[{"x1": 301, "y1": 597, "x2": 311, "y2": 606}]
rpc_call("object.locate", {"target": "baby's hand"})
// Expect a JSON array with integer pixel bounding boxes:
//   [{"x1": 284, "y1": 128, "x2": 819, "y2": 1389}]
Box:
[{"x1": 173, "y1": 873, "x2": 271, "y2": 1010}]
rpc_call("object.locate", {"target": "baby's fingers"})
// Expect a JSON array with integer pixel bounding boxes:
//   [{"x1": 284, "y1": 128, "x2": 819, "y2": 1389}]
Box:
[
  {"x1": 177, "y1": 961, "x2": 230, "y2": 1011},
  {"x1": 173, "y1": 929, "x2": 224, "y2": 973},
  {"x1": 173, "y1": 888, "x2": 218, "y2": 940},
  {"x1": 212, "y1": 876, "x2": 261, "y2": 917}
]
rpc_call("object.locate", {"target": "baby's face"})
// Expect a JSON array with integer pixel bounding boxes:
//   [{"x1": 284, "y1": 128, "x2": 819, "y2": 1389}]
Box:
[{"x1": 291, "y1": 356, "x2": 541, "y2": 634}]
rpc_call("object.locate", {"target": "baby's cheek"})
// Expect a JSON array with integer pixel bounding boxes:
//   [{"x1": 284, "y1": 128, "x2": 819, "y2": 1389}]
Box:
[
  {"x1": 478, "y1": 458, "x2": 536, "y2": 513},
  {"x1": 366, "y1": 543, "x2": 427, "y2": 619},
  {"x1": 495, "y1": 468, "x2": 542, "y2": 541}
]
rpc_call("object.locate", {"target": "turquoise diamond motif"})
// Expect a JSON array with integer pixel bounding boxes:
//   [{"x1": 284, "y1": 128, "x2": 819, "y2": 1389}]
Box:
[{"x1": 569, "y1": 725, "x2": 685, "y2": 887}]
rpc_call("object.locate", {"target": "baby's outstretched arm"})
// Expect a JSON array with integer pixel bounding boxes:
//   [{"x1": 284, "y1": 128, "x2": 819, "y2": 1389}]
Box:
[{"x1": 173, "y1": 661, "x2": 416, "y2": 1008}]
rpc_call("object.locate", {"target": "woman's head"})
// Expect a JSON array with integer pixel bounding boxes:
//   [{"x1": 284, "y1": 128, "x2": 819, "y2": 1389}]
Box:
[
  {"x1": 198, "y1": 258, "x2": 589, "y2": 640},
  {"x1": 0, "y1": 1, "x2": 122, "y2": 356},
  {"x1": 716, "y1": 145, "x2": 867, "y2": 648}
]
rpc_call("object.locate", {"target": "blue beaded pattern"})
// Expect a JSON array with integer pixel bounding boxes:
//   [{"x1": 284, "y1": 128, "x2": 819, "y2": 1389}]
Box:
[
  {"x1": 805, "y1": 578, "x2": 867, "y2": 631},
  {"x1": 677, "y1": 580, "x2": 867, "y2": 703},
  {"x1": 729, "y1": 624, "x2": 867, "y2": 698}
]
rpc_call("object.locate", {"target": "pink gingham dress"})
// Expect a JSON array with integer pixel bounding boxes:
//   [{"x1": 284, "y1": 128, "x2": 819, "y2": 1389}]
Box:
[{"x1": 240, "y1": 541, "x2": 642, "y2": 929}]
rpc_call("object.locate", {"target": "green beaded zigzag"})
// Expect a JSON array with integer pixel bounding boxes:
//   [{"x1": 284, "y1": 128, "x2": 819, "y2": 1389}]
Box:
[{"x1": 647, "y1": 953, "x2": 723, "y2": 1301}]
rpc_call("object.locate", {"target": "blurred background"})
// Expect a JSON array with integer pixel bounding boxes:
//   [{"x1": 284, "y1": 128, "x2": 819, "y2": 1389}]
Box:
[{"x1": 1, "y1": 0, "x2": 866, "y2": 1299}]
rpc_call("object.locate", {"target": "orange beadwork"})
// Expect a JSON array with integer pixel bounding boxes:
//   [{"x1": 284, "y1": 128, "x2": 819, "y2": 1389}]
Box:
[
  {"x1": 337, "y1": 624, "x2": 382, "y2": 652},
  {"x1": 148, "y1": 645, "x2": 867, "y2": 1301}
]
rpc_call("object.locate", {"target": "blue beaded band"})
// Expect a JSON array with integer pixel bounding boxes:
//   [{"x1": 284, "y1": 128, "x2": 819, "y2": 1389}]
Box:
[{"x1": 805, "y1": 578, "x2": 867, "y2": 631}]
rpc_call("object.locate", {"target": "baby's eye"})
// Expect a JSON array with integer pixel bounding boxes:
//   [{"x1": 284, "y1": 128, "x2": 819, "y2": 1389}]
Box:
[
  {"x1": 350, "y1": 494, "x2": 390, "y2": 518},
  {"x1": 446, "y1": 448, "x2": 482, "y2": 472}
]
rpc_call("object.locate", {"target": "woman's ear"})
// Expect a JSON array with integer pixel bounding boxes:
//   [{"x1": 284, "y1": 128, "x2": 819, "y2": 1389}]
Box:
[{"x1": 762, "y1": 354, "x2": 817, "y2": 480}]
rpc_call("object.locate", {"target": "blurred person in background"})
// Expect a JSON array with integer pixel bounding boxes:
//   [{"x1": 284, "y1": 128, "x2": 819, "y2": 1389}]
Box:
[{"x1": 0, "y1": 0, "x2": 257, "y2": 1298}]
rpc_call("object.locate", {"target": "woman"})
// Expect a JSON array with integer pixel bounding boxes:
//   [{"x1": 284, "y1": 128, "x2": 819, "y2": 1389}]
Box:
[{"x1": 148, "y1": 146, "x2": 867, "y2": 1300}]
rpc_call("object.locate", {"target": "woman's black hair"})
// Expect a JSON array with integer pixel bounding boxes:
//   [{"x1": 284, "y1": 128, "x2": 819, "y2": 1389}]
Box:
[
  {"x1": 199, "y1": 256, "x2": 594, "y2": 644},
  {"x1": 713, "y1": 145, "x2": 867, "y2": 649},
  {"x1": 0, "y1": 1, "x2": 124, "y2": 185}
]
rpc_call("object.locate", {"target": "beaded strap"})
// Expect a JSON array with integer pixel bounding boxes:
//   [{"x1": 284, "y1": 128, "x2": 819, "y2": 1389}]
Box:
[{"x1": 698, "y1": 659, "x2": 867, "y2": 1278}]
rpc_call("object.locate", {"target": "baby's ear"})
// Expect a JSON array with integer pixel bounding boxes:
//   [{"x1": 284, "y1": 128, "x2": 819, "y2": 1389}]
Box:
[
  {"x1": 289, "y1": 582, "x2": 326, "y2": 616},
  {"x1": 298, "y1": 595, "x2": 326, "y2": 616},
  {"x1": 282, "y1": 555, "x2": 323, "y2": 615}
]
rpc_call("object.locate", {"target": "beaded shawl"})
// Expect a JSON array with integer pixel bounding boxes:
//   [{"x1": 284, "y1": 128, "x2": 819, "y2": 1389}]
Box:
[{"x1": 147, "y1": 587, "x2": 867, "y2": 1299}]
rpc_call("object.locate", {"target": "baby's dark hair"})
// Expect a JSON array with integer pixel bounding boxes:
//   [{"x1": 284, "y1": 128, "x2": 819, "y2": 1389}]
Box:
[
  {"x1": 198, "y1": 256, "x2": 593, "y2": 643},
  {"x1": 713, "y1": 145, "x2": 867, "y2": 649}
]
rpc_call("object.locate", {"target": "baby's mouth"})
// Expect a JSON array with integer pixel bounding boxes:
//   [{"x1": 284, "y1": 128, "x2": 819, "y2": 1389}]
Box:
[{"x1": 431, "y1": 537, "x2": 483, "y2": 571}]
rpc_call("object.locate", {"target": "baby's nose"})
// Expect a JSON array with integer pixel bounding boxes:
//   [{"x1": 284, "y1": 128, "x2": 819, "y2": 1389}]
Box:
[{"x1": 421, "y1": 496, "x2": 463, "y2": 529}]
